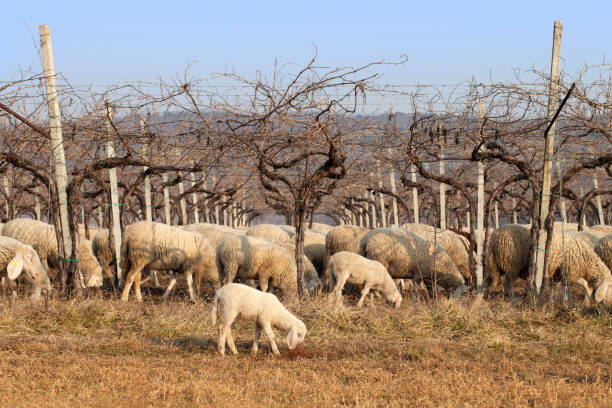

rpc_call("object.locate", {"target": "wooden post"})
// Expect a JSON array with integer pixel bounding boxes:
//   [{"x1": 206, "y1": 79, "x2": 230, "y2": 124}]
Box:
[
  {"x1": 494, "y1": 202, "x2": 500, "y2": 229},
  {"x1": 39, "y1": 25, "x2": 72, "y2": 256},
  {"x1": 212, "y1": 176, "x2": 219, "y2": 224},
  {"x1": 439, "y1": 125, "x2": 447, "y2": 230},
  {"x1": 104, "y1": 104, "x2": 122, "y2": 284},
  {"x1": 178, "y1": 174, "x2": 187, "y2": 225},
  {"x1": 35, "y1": 194, "x2": 41, "y2": 221},
  {"x1": 536, "y1": 21, "x2": 563, "y2": 292},
  {"x1": 388, "y1": 154, "x2": 399, "y2": 227},
  {"x1": 476, "y1": 101, "x2": 486, "y2": 292},
  {"x1": 411, "y1": 164, "x2": 419, "y2": 224},
  {"x1": 191, "y1": 164, "x2": 199, "y2": 224},
  {"x1": 512, "y1": 198, "x2": 518, "y2": 224},
  {"x1": 162, "y1": 173, "x2": 171, "y2": 225},
  {"x1": 593, "y1": 175, "x2": 605, "y2": 225},
  {"x1": 141, "y1": 120, "x2": 152, "y2": 222},
  {"x1": 556, "y1": 161, "x2": 567, "y2": 224},
  {"x1": 369, "y1": 188, "x2": 378, "y2": 227},
  {"x1": 376, "y1": 161, "x2": 386, "y2": 228},
  {"x1": 3, "y1": 176, "x2": 9, "y2": 219}
]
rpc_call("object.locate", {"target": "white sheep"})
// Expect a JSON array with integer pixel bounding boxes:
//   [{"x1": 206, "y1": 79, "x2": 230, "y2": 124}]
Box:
[
  {"x1": 595, "y1": 234, "x2": 612, "y2": 273},
  {"x1": 211, "y1": 283, "x2": 307, "y2": 356},
  {"x1": 119, "y1": 221, "x2": 218, "y2": 302},
  {"x1": 3, "y1": 218, "x2": 102, "y2": 288},
  {"x1": 0, "y1": 236, "x2": 47, "y2": 299},
  {"x1": 309, "y1": 222, "x2": 335, "y2": 234},
  {"x1": 589, "y1": 225, "x2": 612, "y2": 235},
  {"x1": 327, "y1": 251, "x2": 402, "y2": 308},
  {"x1": 402, "y1": 224, "x2": 471, "y2": 282},
  {"x1": 246, "y1": 224, "x2": 293, "y2": 245},
  {"x1": 216, "y1": 235, "x2": 298, "y2": 298},
  {"x1": 359, "y1": 228, "x2": 466, "y2": 297},
  {"x1": 183, "y1": 223, "x2": 243, "y2": 251},
  {"x1": 486, "y1": 224, "x2": 531, "y2": 299},
  {"x1": 279, "y1": 242, "x2": 321, "y2": 294}
]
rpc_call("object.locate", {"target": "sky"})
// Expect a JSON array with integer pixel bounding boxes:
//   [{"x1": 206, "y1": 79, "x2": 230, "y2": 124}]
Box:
[{"x1": 2, "y1": 0, "x2": 612, "y2": 108}]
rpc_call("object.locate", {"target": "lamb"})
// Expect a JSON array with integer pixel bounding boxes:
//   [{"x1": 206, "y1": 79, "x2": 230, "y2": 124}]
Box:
[
  {"x1": 211, "y1": 283, "x2": 307, "y2": 356},
  {"x1": 216, "y1": 235, "x2": 298, "y2": 298},
  {"x1": 3, "y1": 218, "x2": 103, "y2": 288},
  {"x1": 402, "y1": 224, "x2": 471, "y2": 282},
  {"x1": 359, "y1": 228, "x2": 466, "y2": 297},
  {"x1": 0, "y1": 236, "x2": 47, "y2": 299},
  {"x1": 326, "y1": 251, "x2": 401, "y2": 308},
  {"x1": 246, "y1": 224, "x2": 293, "y2": 245},
  {"x1": 119, "y1": 221, "x2": 218, "y2": 302}
]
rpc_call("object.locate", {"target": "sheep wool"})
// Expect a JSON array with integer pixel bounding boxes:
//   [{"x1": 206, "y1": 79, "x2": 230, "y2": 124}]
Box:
[
  {"x1": 594, "y1": 234, "x2": 612, "y2": 278},
  {"x1": 246, "y1": 224, "x2": 293, "y2": 245},
  {"x1": 211, "y1": 283, "x2": 307, "y2": 356},
  {"x1": 327, "y1": 251, "x2": 401, "y2": 308},
  {"x1": 0, "y1": 236, "x2": 48, "y2": 299}
]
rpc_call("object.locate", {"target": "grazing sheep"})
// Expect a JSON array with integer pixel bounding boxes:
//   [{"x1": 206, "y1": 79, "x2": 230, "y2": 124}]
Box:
[
  {"x1": 183, "y1": 223, "x2": 243, "y2": 251},
  {"x1": 91, "y1": 229, "x2": 115, "y2": 280},
  {"x1": 246, "y1": 224, "x2": 293, "y2": 245},
  {"x1": 3, "y1": 218, "x2": 59, "y2": 277},
  {"x1": 0, "y1": 236, "x2": 47, "y2": 298},
  {"x1": 487, "y1": 224, "x2": 612, "y2": 304},
  {"x1": 486, "y1": 224, "x2": 531, "y2": 299},
  {"x1": 327, "y1": 251, "x2": 401, "y2": 308},
  {"x1": 279, "y1": 242, "x2": 321, "y2": 294},
  {"x1": 402, "y1": 224, "x2": 471, "y2": 282},
  {"x1": 211, "y1": 283, "x2": 307, "y2": 356},
  {"x1": 3, "y1": 218, "x2": 102, "y2": 288},
  {"x1": 271, "y1": 226, "x2": 327, "y2": 277},
  {"x1": 309, "y1": 222, "x2": 334, "y2": 234},
  {"x1": 326, "y1": 225, "x2": 370, "y2": 258},
  {"x1": 588, "y1": 225, "x2": 612, "y2": 235},
  {"x1": 359, "y1": 228, "x2": 466, "y2": 297},
  {"x1": 594, "y1": 234, "x2": 612, "y2": 277},
  {"x1": 216, "y1": 235, "x2": 298, "y2": 298},
  {"x1": 570, "y1": 231, "x2": 601, "y2": 248},
  {"x1": 119, "y1": 221, "x2": 218, "y2": 302}
]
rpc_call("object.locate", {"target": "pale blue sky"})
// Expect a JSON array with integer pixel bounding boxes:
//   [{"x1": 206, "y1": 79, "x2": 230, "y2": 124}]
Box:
[{"x1": 3, "y1": 1, "x2": 611, "y2": 92}]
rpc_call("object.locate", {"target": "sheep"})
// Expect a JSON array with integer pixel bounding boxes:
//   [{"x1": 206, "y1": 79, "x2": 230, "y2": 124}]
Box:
[
  {"x1": 570, "y1": 231, "x2": 601, "y2": 248},
  {"x1": 119, "y1": 221, "x2": 218, "y2": 302},
  {"x1": 359, "y1": 228, "x2": 466, "y2": 297},
  {"x1": 91, "y1": 229, "x2": 115, "y2": 280},
  {"x1": 3, "y1": 218, "x2": 59, "y2": 278},
  {"x1": 486, "y1": 224, "x2": 531, "y2": 299},
  {"x1": 309, "y1": 222, "x2": 334, "y2": 234},
  {"x1": 0, "y1": 236, "x2": 47, "y2": 299},
  {"x1": 326, "y1": 225, "x2": 370, "y2": 258},
  {"x1": 279, "y1": 242, "x2": 321, "y2": 294},
  {"x1": 3, "y1": 218, "x2": 102, "y2": 288},
  {"x1": 402, "y1": 224, "x2": 471, "y2": 282},
  {"x1": 267, "y1": 225, "x2": 327, "y2": 277},
  {"x1": 183, "y1": 223, "x2": 243, "y2": 251},
  {"x1": 246, "y1": 224, "x2": 293, "y2": 245},
  {"x1": 326, "y1": 251, "x2": 402, "y2": 308},
  {"x1": 211, "y1": 283, "x2": 307, "y2": 356},
  {"x1": 594, "y1": 234, "x2": 612, "y2": 277},
  {"x1": 590, "y1": 225, "x2": 612, "y2": 235},
  {"x1": 216, "y1": 235, "x2": 298, "y2": 298},
  {"x1": 487, "y1": 224, "x2": 612, "y2": 304}
]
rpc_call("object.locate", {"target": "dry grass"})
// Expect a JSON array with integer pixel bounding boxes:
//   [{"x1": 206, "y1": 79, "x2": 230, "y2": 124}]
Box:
[{"x1": 0, "y1": 291, "x2": 610, "y2": 407}]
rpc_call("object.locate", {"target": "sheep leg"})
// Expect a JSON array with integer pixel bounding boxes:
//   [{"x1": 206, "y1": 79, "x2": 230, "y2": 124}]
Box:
[
  {"x1": 576, "y1": 278, "x2": 592, "y2": 304},
  {"x1": 134, "y1": 270, "x2": 143, "y2": 302},
  {"x1": 151, "y1": 270, "x2": 161, "y2": 288},
  {"x1": 259, "y1": 275, "x2": 270, "y2": 293},
  {"x1": 217, "y1": 324, "x2": 227, "y2": 356},
  {"x1": 356, "y1": 284, "x2": 372, "y2": 307},
  {"x1": 162, "y1": 273, "x2": 177, "y2": 301},
  {"x1": 252, "y1": 323, "x2": 262, "y2": 355},
  {"x1": 226, "y1": 330, "x2": 238, "y2": 355},
  {"x1": 503, "y1": 275, "x2": 517, "y2": 304},
  {"x1": 120, "y1": 263, "x2": 144, "y2": 302},
  {"x1": 262, "y1": 321, "x2": 280, "y2": 355},
  {"x1": 185, "y1": 272, "x2": 198, "y2": 303},
  {"x1": 331, "y1": 272, "x2": 348, "y2": 304}
]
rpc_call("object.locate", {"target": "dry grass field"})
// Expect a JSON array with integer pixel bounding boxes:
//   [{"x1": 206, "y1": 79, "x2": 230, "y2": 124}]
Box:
[{"x1": 0, "y1": 290, "x2": 610, "y2": 407}]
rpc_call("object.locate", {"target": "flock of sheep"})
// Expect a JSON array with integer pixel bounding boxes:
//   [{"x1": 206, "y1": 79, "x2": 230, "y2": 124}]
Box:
[{"x1": 1, "y1": 218, "x2": 612, "y2": 355}]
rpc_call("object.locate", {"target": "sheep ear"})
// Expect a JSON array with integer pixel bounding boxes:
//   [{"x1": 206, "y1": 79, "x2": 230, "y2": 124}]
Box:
[
  {"x1": 7, "y1": 256, "x2": 24, "y2": 280},
  {"x1": 286, "y1": 327, "x2": 299, "y2": 350},
  {"x1": 594, "y1": 280, "x2": 611, "y2": 304}
]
